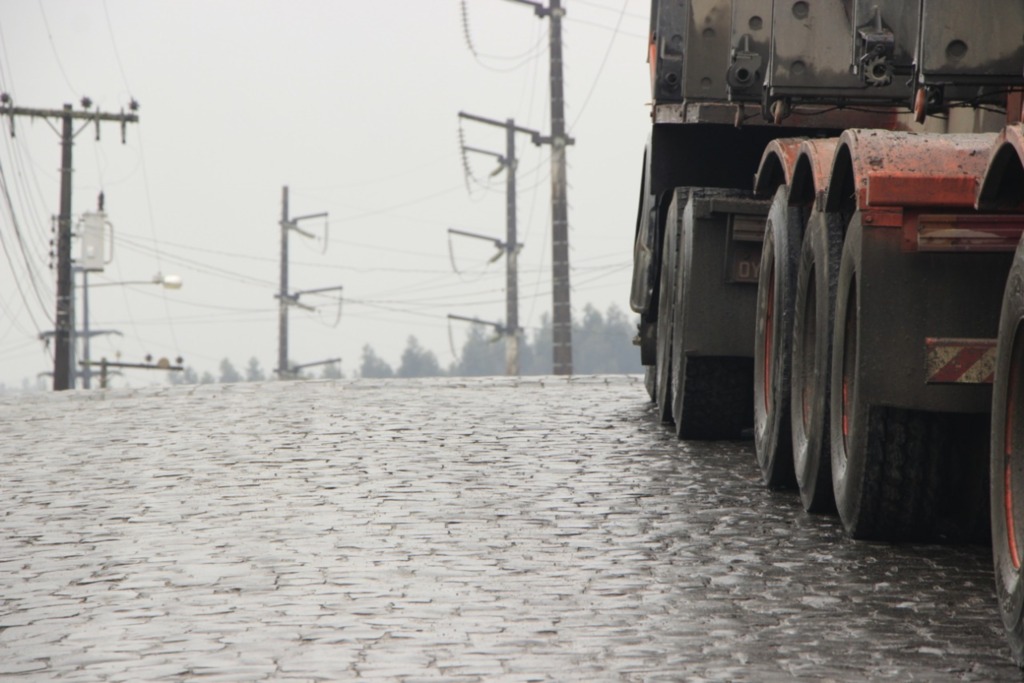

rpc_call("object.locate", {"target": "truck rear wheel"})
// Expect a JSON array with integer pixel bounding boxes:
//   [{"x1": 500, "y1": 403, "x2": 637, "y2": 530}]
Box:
[
  {"x1": 992, "y1": 240, "x2": 1024, "y2": 666},
  {"x1": 790, "y1": 212, "x2": 842, "y2": 512},
  {"x1": 830, "y1": 228, "x2": 941, "y2": 540},
  {"x1": 654, "y1": 198, "x2": 679, "y2": 423},
  {"x1": 671, "y1": 193, "x2": 753, "y2": 440},
  {"x1": 754, "y1": 186, "x2": 799, "y2": 488}
]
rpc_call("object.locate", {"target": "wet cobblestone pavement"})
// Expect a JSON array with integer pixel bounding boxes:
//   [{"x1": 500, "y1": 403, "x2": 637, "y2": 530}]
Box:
[{"x1": 1, "y1": 376, "x2": 1021, "y2": 681}]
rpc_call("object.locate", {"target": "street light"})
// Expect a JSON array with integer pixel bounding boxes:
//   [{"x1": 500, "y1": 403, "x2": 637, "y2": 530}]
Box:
[
  {"x1": 89, "y1": 272, "x2": 183, "y2": 289},
  {"x1": 78, "y1": 271, "x2": 183, "y2": 388}
]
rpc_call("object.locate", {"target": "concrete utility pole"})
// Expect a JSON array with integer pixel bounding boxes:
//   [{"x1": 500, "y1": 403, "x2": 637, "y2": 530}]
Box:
[
  {"x1": 546, "y1": 0, "x2": 573, "y2": 376},
  {"x1": 456, "y1": 112, "x2": 538, "y2": 375},
  {"x1": 276, "y1": 186, "x2": 339, "y2": 379},
  {"x1": 278, "y1": 186, "x2": 291, "y2": 378},
  {"x1": 504, "y1": 0, "x2": 574, "y2": 374},
  {"x1": 0, "y1": 96, "x2": 139, "y2": 390},
  {"x1": 504, "y1": 119, "x2": 520, "y2": 375}
]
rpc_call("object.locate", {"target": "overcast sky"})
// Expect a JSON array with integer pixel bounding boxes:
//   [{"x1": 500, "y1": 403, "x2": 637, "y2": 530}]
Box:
[{"x1": 0, "y1": 0, "x2": 650, "y2": 388}]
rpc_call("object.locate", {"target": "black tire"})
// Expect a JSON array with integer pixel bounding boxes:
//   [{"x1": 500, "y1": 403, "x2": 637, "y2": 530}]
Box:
[
  {"x1": 790, "y1": 211, "x2": 842, "y2": 512},
  {"x1": 673, "y1": 355, "x2": 754, "y2": 440},
  {"x1": 644, "y1": 366, "x2": 656, "y2": 402},
  {"x1": 671, "y1": 197, "x2": 753, "y2": 440},
  {"x1": 654, "y1": 201, "x2": 679, "y2": 423},
  {"x1": 830, "y1": 225, "x2": 941, "y2": 540},
  {"x1": 992, "y1": 239, "x2": 1024, "y2": 667},
  {"x1": 754, "y1": 186, "x2": 801, "y2": 488}
]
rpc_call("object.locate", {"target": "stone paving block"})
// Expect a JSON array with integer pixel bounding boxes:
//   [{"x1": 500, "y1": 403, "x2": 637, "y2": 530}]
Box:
[{"x1": 0, "y1": 376, "x2": 1018, "y2": 681}]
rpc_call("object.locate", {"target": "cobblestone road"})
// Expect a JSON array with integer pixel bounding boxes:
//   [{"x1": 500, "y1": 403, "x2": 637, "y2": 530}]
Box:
[{"x1": 1, "y1": 376, "x2": 1020, "y2": 681}]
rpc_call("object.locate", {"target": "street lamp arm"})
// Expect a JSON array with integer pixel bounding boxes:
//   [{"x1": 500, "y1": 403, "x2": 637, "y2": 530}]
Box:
[{"x1": 89, "y1": 273, "x2": 182, "y2": 289}]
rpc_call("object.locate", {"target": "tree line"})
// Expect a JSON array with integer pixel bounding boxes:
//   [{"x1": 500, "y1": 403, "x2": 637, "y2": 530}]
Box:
[{"x1": 168, "y1": 303, "x2": 641, "y2": 384}]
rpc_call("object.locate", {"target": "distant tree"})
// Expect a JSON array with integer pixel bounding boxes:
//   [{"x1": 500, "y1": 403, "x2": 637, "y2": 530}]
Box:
[
  {"x1": 169, "y1": 366, "x2": 199, "y2": 385},
  {"x1": 219, "y1": 358, "x2": 242, "y2": 383},
  {"x1": 200, "y1": 371, "x2": 216, "y2": 384},
  {"x1": 515, "y1": 304, "x2": 640, "y2": 375},
  {"x1": 359, "y1": 344, "x2": 394, "y2": 378},
  {"x1": 245, "y1": 357, "x2": 266, "y2": 382},
  {"x1": 397, "y1": 335, "x2": 442, "y2": 377},
  {"x1": 522, "y1": 314, "x2": 553, "y2": 375},
  {"x1": 320, "y1": 361, "x2": 344, "y2": 379},
  {"x1": 451, "y1": 324, "x2": 505, "y2": 376},
  {"x1": 573, "y1": 304, "x2": 642, "y2": 374}
]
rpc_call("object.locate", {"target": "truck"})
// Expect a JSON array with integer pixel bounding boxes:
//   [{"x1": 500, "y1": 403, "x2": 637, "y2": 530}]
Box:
[{"x1": 629, "y1": 0, "x2": 1024, "y2": 664}]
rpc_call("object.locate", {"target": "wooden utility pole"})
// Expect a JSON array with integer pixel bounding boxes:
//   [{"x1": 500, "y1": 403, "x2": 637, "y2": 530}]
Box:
[{"x1": 0, "y1": 98, "x2": 139, "y2": 390}]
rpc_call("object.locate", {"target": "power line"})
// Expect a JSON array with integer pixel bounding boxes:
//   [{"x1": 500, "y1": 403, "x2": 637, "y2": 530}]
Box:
[
  {"x1": 571, "y1": 0, "x2": 647, "y2": 21},
  {"x1": 36, "y1": 0, "x2": 77, "y2": 96},
  {"x1": 461, "y1": 0, "x2": 547, "y2": 70},
  {"x1": 101, "y1": 0, "x2": 134, "y2": 93},
  {"x1": 0, "y1": 161, "x2": 52, "y2": 324},
  {"x1": 569, "y1": 0, "x2": 630, "y2": 131}
]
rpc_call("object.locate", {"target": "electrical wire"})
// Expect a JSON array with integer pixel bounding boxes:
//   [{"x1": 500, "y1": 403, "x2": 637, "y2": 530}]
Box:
[
  {"x1": 460, "y1": 0, "x2": 547, "y2": 72},
  {"x1": 101, "y1": 0, "x2": 133, "y2": 93},
  {"x1": 36, "y1": 0, "x2": 78, "y2": 96},
  {"x1": 115, "y1": 234, "x2": 280, "y2": 288},
  {"x1": 564, "y1": 15, "x2": 645, "y2": 39},
  {"x1": 0, "y1": 163, "x2": 52, "y2": 334},
  {"x1": 98, "y1": 0, "x2": 180, "y2": 363},
  {"x1": 112, "y1": 233, "x2": 462, "y2": 276},
  {"x1": 569, "y1": 0, "x2": 630, "y2": 131},
  {"x1": 335, "y1": 183, "x2": 467, "y2": 223},
  {"x1": 571, "y1": 0, "x2": 647, "y2": 21}
]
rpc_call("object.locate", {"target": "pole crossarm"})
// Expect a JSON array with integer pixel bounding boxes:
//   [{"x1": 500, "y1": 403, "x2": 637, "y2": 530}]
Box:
[
  {"x1": 2, "y1": 105, "x2": 139, "y2": 124},
  {"x1": 290, "y1": 357, "x2": 342, "y2": 373},
  {"x1": 448, "y1": 313, "x2": 523, "y2": 337},
  {"x1": 1, "y1": 102, "x2": 139, "y2": 143},
  {"x1": 458, "y1": 111, "x2": 572, "y2": 149},
  {"x1": 504, "y1": 0, "x2": 550, "y2": 17},
  {"x1": 458, "y1": 111, "x2": 540, "y2": 137},
  {"x1": 448, "y1": 313, "x2": 512, "y2": 335},
  {"x1": 448, "y1": 228, "x2": 505, "y2": 250},
  {"x1": 80, "y1": 355, "x2": 181, "y2": 389},
  {"x1": 462, "y1": 145, "x2": 506, "y2": 163},
  {"x1": 40, "y1": 329, "x2": 122, "y2": 340},
  {"x1": 80, "y1": 359, "x2": 183, "y2": 371},
  {"x1": 292, "y1": 284, "x2": 343, "y2": 297},
  {"x1": 289, "y1": 211, "x2": 328, "y2": 223}
]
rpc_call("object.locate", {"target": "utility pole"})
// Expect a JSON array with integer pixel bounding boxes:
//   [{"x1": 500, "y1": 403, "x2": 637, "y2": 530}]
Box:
[
  {"x1": 278, "y1": 186, "x2": 291, "y2": 378},
  {"x1": 0, "y1": 95, "x2": 139, "y2": 390},
  {"x1": 501, "y1": 0, "x2": 574, "y2": 374},
  {"x1": 546, "y1": 0, "x2": 573, "y2": 376},
  {"x1": 276, "y1": 186, "x2": 339, "y2": 379},
  {"x1": 503, "y1": 118, "x2": 520, "y2": 376},
  {"x1": 456, "y1": 112, "x2": 536, "y2": 375}
]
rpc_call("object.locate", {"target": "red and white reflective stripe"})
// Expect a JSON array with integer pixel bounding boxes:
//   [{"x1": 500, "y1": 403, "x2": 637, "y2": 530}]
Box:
[{"x1": 925, "y1": 338, "x2": 997, "y2": 384}]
